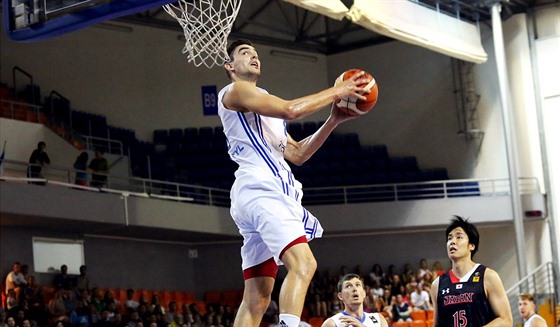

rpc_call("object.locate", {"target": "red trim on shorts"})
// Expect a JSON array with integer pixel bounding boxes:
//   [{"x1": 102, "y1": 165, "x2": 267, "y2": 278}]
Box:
[
  {"x1": 279, "y1": 235, "x2": 307, "y2": 260},
  {"x1": 243, "y1": 258, "x2": 278, "y2": 280}
]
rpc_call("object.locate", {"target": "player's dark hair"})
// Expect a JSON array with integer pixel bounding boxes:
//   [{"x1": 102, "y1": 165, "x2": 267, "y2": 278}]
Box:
[
  {"x1": 224, "y1": 39, "x2": 253, "y2": 79},
  {"x1": 446, "y1": 215, "x2": 480, "y2": 258},
  {"x1": 227, "y1": 39, "x2": 253, "y2": 61},
  {"x1": 337, "y1": 273, "x2": 362, "y2": 292}
]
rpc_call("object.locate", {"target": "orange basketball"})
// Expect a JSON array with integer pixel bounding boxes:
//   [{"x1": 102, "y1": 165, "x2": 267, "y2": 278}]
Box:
[{"x1": 335, "y1": 69, "x2": 379, "y2": 116}]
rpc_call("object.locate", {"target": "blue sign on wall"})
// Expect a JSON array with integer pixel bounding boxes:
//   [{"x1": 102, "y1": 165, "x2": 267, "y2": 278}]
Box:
[{"x1": 202, "y1": 85, "x2": 218, "y2": 116}]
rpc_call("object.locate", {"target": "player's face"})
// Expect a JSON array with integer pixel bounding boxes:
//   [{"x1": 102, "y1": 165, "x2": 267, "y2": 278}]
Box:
[
  {"x1": 338, "y1": 277, "x2": 366, "y2": 306},
  {"x1": 230, "y1": 45, "x2": 260, "y2": 81},
  {"x1": 447, "y1": 227, "x2": 474, "y2": 260},
  {"x1": 518, "y1": 299, "x2": 535, "y2": 319}
]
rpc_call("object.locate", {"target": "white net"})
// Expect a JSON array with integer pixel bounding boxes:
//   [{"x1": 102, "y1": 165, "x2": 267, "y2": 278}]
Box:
[{"x1": 163, "y1": 0, "x2": 243, "y2": 68}]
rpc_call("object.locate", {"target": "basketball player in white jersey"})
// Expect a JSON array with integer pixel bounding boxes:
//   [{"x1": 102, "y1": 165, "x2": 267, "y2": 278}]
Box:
[
  {"x1": 322, "y1": 274, "x2": 388, "y2": 327},
  {"x1": 518, "y1": 293, "x2": 547, "y2": 327},
  {"x1": 219, "y1": 40, "x2": 370, "y2": 327}
]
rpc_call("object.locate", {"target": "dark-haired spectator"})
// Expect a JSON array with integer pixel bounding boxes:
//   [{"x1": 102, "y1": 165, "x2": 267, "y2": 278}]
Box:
[
  {"x1": 53, "y1": 265, "x2": 72, "y2": 291},
  {"x1": 431, "y1": 261, "x2": 445, "y2": 277},
  {"x1": 69, "y1": 299, "x2": 90, "y2": 327},
  {"x1": 124, "y1": 290, "x2": 139, "y2": 313},
  {"x1": 88, "y1": 148, "x2": 109, "y2": 188},
  {"x1": 367, "y1": 264, "x2": 385, "y2": 287},
  {"x1": 416, "y1": 258, "x2": 432, "y2": 282},
  {"x1": 102, "y1": 290, "x2": 118, "y2": 309},
  {"x1": 48, "y1": 290, "x2": 69, "y2": 324},
  {"x1": 5, "y1": 316, "x2": 16, "y2": 327},
  {"x1": 90, "y1": 288, "x2": 105, "y2": 324},
  {"x1": 164, "y1": 302, "x2": 178, "y2": 325},
  {"x1": 6, "y1": 289, "x2": 19, "y2": 317},
  {"x1": 5, "y1": 262, "x2": 28, "y2": 303},
  {"x1": 76, "y1": 265, "x2": 90, "y2": 295},
  {"x1": 27, "y1": 141, "x2": 50, "y2": 184},
  {"x1": 391, "y1": 294, "x2": 412, "y2": 323},
  {"x1": 74, "y1": 152, "x2": 90, "y2": 186},
  {"x1": 23, "y1": 276, "x2": 47, "y2": 325}
]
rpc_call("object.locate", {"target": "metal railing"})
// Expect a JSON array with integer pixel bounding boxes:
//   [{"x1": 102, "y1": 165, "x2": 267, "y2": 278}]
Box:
[
  {"x1": 0, "y1": 159, "x2": 231, "y2": 207},
  {"x1": 0, "y1": 159, "x2": 542, "y2": 208},
  {"x1": 506, "y1": 262, "x2": 557, "y2": 325}
]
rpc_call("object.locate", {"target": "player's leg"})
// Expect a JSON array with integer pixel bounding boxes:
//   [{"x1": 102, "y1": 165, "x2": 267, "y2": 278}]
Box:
[
  {"x1": 234, "y1": 258, "x2": 277, "y2": 327},
  {"x1": 278, "y1": 239, "x2": 317, "y2": 326}
]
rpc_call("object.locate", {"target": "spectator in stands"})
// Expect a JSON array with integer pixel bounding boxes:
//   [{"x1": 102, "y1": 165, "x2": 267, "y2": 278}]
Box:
[
  {"x1": 88, "y1": 148, "x2": 109, "y2": 188},
  {"x1": 518, "y1": 293, "x2": 546, "y2": 327},
  {"x1": 165, "y1": 302, "x2": 178, "y2": 325},
  {"x1": 74, "y1": 152, "x2": 90, "y2": 186},
  {"x1": 148, "y1": 295, "x2": 164, "y2": 316},
  {"x1": 367, "y1": 264, "x2": 385, "y2": 287},
  {"x1": 102, "y1": 290, "x2": 118, "y2": 309},
  {"x1": 167, "y1": 313, "x2": 184, "y2": 327},
  {"x1": 410, "y1": 282, "x2": 432, "y2": 311},
  {"x1": 5, "y1": 262, "x2": 27, "y2": 303},
  {"x1": 76, "y1": 265, "x2": 90, "y2": 296},
  {"x1": 48, "y1": 290, "x2": 70, "y2": 324},
  {"x1": 127, "y1": 311, "x2": 142, "y2": 327},
  {"x1": 371, "y1": 280, "x2": 384, "y2": 298},
  {"x1": 124, "y1": 290, "x2": 139, "y2": 313},
  {"x1": 416, "y1": 259, "x2": 432, "y2": 282},
  {"x1": 90, "y1": 288, "x2": 105, "y2": 324},
  {"x1": 430, "y1": 216, "x2": 512, "y2": 326},
  {"x1": 431, "y1": 261, "x2": 445, "y2": 277},
  {"x1": 385, "y1": 265, "x2": 397, "y2": 286},
  {"x1": 27, "y1": 141, "x2": 50, "y2": 184},
  {"x1": 391, "y1": 294, "x2": 412, "y2": 323},
  {"x1": 321, "y1": 273, "x2": 388, "y2": 327},
  {"x1": 401, "y1": 263, "x2": 415, "y2": 284},
  {"x1": 53, "y1": 265, "x2": 72, "y2": 290},
  {"x1": 69, "y1": 299, "x2": 90, "y2": 327},
  {"x1": 23, "y1": 275, "x2": 47, "y2": 324},
  {"x1": 389, "y1": 274, "x2": 403, "y2": 298},
  {"x1": 5, "y1": 289, "x2": 19, "y2": 316},
  {"x1": 4, "y1": 316, "x2": 16, "y2": 327}
]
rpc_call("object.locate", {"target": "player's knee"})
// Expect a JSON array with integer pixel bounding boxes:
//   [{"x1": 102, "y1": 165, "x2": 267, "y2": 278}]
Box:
[{"x1": 292, "y1": 255, "x2": 317, "y2": 280}]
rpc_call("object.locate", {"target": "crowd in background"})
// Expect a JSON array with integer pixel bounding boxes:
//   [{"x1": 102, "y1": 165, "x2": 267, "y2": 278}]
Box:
[{"x1": 2, "y1": 259, "x2": 445, "y2": 327}]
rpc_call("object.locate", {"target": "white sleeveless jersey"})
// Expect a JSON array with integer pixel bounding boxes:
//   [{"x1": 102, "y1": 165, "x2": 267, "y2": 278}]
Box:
[
  {"x1": 330, "y1": 312, "x2": 383, "y2": 327},
  {"x1": 218, "y1": 83, "x2": 302, "y2": 199},
  {"x1": 524, "y1": 314, "x2": 545, "y2": 327}
]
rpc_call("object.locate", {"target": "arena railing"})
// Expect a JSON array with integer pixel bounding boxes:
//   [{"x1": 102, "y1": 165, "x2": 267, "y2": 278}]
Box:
[
  {"x1": 506, "y1": 262, "x2": 558, "y2": 325},
  {"x1": 0, "y1": 159, "x2": 541, "y2": 208}
]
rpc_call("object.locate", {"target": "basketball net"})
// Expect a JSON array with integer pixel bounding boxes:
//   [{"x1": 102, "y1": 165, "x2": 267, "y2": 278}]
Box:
[{"x1": 163, "y1": 0, "x2": 243, "y2": 68}]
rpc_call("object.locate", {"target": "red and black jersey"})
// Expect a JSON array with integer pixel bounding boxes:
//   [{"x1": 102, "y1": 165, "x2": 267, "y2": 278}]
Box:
[{"x1": 436, "y1": 264, "x2": 496, "y2": 327}]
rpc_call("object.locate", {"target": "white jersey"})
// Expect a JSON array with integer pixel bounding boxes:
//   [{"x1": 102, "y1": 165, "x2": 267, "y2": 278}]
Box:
[
  {"x1": 218, "y1": 83, "x2": 323, "y2": 269},
  {"x1": 218, "y1": 83, "x2": 302, "y2": 199},
  {"x1": 330, "y1": 312, "x2": 383, "y2": 327},
  {"x1": 524, "y1": 314, "x2": 545, "y2": 327}
]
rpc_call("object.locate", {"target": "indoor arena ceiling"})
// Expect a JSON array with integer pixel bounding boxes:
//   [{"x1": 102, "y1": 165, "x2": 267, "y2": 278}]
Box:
[{"x1": 115, "y1": 0, "x2": 556, "y2": 55}]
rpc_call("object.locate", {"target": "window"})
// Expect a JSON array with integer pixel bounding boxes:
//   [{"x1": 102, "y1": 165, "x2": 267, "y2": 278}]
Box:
[{"x1": 32, "y1": 237, "x2": 85, "y2": 274}]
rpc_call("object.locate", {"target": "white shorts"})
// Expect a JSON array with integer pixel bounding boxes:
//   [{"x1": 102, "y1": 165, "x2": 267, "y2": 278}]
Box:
[{"x1": 230, "y1": 169, "x2": 323, "y2": 270}]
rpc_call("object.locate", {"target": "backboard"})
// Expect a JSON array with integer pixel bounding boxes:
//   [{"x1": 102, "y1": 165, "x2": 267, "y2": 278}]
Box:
[{"x1": 3, "y1": 0, "x2": 173, "y2": 41}]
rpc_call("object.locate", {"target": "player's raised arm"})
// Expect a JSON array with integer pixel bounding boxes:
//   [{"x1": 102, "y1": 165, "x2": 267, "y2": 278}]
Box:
[{"x1": 223, "y1": 77, "x2": 368, "y2": 120}]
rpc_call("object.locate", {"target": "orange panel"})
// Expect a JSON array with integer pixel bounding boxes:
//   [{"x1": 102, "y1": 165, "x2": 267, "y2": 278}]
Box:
[
  {"x1": 411, "y1": 320, "x2": 427, "y2": 327},
  {"x1": 426, "y1": 310, "x2": 434, "y2": 320},
  {"x1": 411, "y1": 310, "x2": 426, "y2": 321}
]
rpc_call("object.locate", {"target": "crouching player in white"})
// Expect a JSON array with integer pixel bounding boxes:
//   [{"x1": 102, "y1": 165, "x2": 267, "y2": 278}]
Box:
[{"x1": 322, "y1": 274, "x2": 388, "y2": 327}]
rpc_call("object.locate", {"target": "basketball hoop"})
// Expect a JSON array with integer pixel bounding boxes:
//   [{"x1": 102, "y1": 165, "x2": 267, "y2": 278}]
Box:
[{"x1": 163, "y1": 0, "x2": 243, "y2": 68}]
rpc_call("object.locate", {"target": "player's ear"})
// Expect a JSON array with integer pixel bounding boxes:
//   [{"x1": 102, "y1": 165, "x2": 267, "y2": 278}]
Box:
[
  {"x1": 337, "y1": 292, "x2": 343, "y2": 301},
  {"x1": 469, "y1": 243, "x2": 475, "y2": 251},
  {"x1": 224, "y1": 61, "x2": 234, "y2": 73}
]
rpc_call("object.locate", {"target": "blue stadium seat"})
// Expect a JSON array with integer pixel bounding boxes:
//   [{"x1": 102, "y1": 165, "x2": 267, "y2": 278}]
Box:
[{"x1": 154, "y1": 129, "x2": 168, "y2": 144}]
